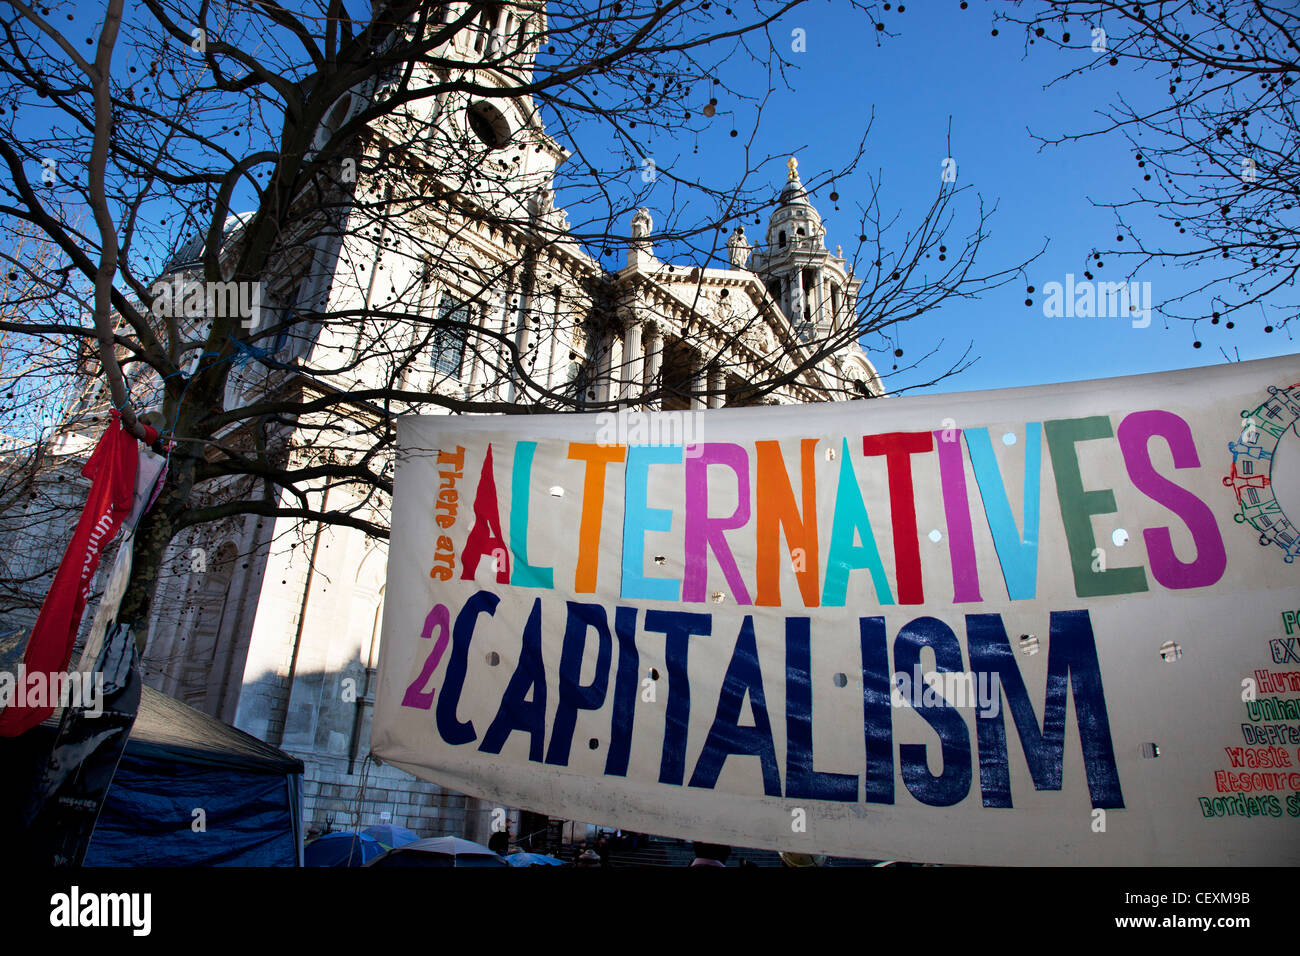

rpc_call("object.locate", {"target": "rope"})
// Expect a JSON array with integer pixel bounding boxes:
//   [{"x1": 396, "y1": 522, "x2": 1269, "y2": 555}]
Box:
[{"x1": 351, "y1": 753, "x2": 373, "y2": 828}]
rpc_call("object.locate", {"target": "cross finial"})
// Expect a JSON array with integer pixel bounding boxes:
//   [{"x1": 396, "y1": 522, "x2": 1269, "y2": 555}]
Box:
[{"x1": 787, "y1": 156, "x2": 799, "y2": 180}]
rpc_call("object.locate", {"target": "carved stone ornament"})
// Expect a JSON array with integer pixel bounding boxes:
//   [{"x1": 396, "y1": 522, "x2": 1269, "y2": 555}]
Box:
[
  {"x1": 726, "y1": 226, "x2": 752, "y2": 269},
  {"x1": 631, "y1": 207, "x2": 653, "y2": 238}
]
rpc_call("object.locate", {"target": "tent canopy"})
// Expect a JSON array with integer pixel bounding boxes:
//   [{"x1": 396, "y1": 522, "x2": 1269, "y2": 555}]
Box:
[
  {"x1": 125, "y1": 685, "x2": 303, "y2": 776},
  {"x1": 1, "y1": 684, "x2": 304, "y2": 866},
  {"x1": 83, "y1": 687, "x2": 304, "y2": 866}
]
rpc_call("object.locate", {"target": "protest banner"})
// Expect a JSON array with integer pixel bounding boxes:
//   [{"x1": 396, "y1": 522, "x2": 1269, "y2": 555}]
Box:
[{"x1": 372, "y1": 355, "x2": 1300, "y2": 864}]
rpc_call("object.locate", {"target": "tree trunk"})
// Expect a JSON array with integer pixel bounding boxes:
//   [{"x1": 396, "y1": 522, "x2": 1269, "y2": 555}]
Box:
[{"x1": 118, "y1": 452, "x2": 194, "y2": 655}]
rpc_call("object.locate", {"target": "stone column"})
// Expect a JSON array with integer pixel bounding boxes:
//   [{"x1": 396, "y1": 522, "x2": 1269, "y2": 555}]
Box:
[
  {"x1": 490, "y1": 7, "x2": 510, "y2": 55},
  {"x1": 623, "y1": 319, "x2": 643, "y2": 404},
  {"x1": 463, "y1": 300, "x2": 490, "y2": 398},
  {"x1": 489, "y1": 286, "x2": 512, "y2": 401},
  {"x1": 689, "y1": 352, "x2": 707, "y2": 411},
  {"x1": 606, "y1": 333, "x2": 624, "y2": 406},
  {"x1": 507, "y1": 290, "x2": 530, "y2": 403},
  {"x1": 643, "y1": 324, "x2": 663, "y2": 409},
  {"x1": 708, "y1": 367, "x2": 725, "y2": 409},
  {"x1": 593, "y1": 338, "x2": 610, "y2": 405},
  {"x1": 544, "y1": 288, "x2": 563, "y2": 392},
  {"x1": 815, "y1": 267, "x2": 827, "y2": 330}
]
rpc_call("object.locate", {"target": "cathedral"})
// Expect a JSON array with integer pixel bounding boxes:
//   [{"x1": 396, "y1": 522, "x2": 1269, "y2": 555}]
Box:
[{"x1": 129, "y1": 2, "x2": 884, "y2": 847}]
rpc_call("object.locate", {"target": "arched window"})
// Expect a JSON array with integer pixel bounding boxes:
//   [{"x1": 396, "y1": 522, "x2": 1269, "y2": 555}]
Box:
[
  {"x1": 432, "y1": 295, "x2": 471, "y2": 376},
  {"x1": 778, "y1": 231, "x2": 787, "y2": 248}
]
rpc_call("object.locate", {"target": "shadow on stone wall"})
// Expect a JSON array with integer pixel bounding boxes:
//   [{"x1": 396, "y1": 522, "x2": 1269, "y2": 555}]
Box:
[{"x1": 237, "y1": 650, "x2": 498, "y2": 844}]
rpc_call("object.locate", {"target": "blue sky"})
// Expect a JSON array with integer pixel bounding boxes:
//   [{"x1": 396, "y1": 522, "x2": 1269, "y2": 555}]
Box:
[
  {"x1": 11, "y1": 1, "x2": 1293, "y2": 402},
  {"x1": 557, "y1": 0, "x2": 1297, "y2": 397}
]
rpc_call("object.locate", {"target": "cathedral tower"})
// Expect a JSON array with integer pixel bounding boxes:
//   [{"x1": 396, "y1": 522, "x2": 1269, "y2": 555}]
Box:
[{"x1": 751, "y1": 157, "x2": 858, "y2": 344}]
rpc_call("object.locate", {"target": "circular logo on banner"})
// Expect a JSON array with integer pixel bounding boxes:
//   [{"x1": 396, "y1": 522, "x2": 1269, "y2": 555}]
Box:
[{"x1": 1223, "y1": 382, "x2": 1300, "y2": 564}]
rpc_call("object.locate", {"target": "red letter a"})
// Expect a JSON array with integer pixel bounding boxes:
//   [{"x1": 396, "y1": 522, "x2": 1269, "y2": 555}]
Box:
[{"x1": 460, "y1": 443, "x2": 510, "y2": 583}]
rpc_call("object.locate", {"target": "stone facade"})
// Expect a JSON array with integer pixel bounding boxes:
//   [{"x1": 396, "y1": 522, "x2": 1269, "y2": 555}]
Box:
[{"x1": 125, "y1": 3, "x2": 885, "y2": 846}]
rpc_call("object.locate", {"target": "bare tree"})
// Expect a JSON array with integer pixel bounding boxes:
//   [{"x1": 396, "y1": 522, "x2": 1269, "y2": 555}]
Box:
[
  {"x1": 997, "y1": 0, "x2": 1299, "y2": 337},
  {"x1": 0, "y1": 221, "x2": 108, "y2": 629},
  {"x1": 0, "y1": 0, "x2": 1029, "y2": 662}
]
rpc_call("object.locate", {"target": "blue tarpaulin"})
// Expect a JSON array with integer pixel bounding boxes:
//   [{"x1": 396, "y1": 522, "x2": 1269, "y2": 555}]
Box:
[
  {"x1": 85, "y1": 755, "x2": 301, "y2": 866},
  {"x1": 305, "y1": 830, "x2": 385, "y2": 867},
  {"x1": 74, "y1": 686, "x2": 305, "y2": 867}
]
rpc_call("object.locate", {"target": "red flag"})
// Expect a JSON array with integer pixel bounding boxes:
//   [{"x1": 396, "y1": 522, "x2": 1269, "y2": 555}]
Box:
[{"x1": 0, "y1": 411, "x2": 156, "y2": 736}]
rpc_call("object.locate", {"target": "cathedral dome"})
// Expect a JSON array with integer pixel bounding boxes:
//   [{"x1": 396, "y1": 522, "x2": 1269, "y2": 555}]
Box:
[{"x1": 163, "y1": 212, "x2": 256, "y2": 274}]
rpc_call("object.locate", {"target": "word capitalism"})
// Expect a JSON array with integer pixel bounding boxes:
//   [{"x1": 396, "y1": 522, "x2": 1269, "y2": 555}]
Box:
[{"x1": 393, "y1": 409, "x2": 1234, "y2": 812}]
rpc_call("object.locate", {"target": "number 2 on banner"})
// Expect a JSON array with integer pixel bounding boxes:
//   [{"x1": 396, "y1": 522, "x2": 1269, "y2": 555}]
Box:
[{"x1": 401, "y1": 604, "x2": 452, "y2": 709}]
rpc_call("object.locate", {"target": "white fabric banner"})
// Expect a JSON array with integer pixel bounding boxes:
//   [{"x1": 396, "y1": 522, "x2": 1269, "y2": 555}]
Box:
[{"x1": 373, "y1": 355, "x2": 1300, "y2": 864}]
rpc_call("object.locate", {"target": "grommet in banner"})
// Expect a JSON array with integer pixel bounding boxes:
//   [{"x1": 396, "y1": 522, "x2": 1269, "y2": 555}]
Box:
[
  {"x1": 711, "y1": 591, "x2": 725, "y2": 604},
  {"x1": 588, "y1": 738, "x2": 600, "y2": 750},
  {"x1": 653, "y1": 555, "x2": 666, "y2": 566},
  {"x1": 1019, "y1": 634, "x2": 1039, "y2": 655},
  {"x1": 1140, "y1": 742, "x2": 1160, "y2": 759},
  {"x1": 833, "y1": 672, "x2": 847, "y2": 688},
  {"x1": 549, "y1": 486, "x2": 564, "y2": 497},
  {"x1": 487, "y1": 651, "x2": 500, "y2": 666},
  {"x1": 1159, "y1": 641, "x2": 1182, "y2": 663}
]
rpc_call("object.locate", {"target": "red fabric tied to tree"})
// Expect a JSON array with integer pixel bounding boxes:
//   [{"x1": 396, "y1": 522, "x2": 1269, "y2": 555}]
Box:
[{"x1": 0, "y1": 411, "x2": 159, "y2": 736}]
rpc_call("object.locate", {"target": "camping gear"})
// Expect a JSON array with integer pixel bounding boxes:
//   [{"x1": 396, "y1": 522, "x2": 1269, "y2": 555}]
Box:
[
  {"x1": 367, "y1": 835, "x2": 507, "y2": 867},
  {"x1": 305, "y1": 830, "x2": 384, "y2": 867},
  {"x1": 362, "y1": 823, "x2": 420, "y2": 850},
  {"x1": 81, "y1": 685, "x2": 304, "y2": 866},
  {"x1": 0, "y1": 684, "x2": 305, "y2": 866}
]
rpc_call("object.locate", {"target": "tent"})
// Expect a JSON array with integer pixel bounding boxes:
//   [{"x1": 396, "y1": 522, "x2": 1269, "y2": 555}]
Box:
[
  {"x1": 1, "y1": 685, "x2": 305, "y2": 866},
  {"x1": 305, "y1": 831, "x2": 385, "y2": 866},
  {"x1": 368, "y1": 836, "x2": 508, "y2": 867}
]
